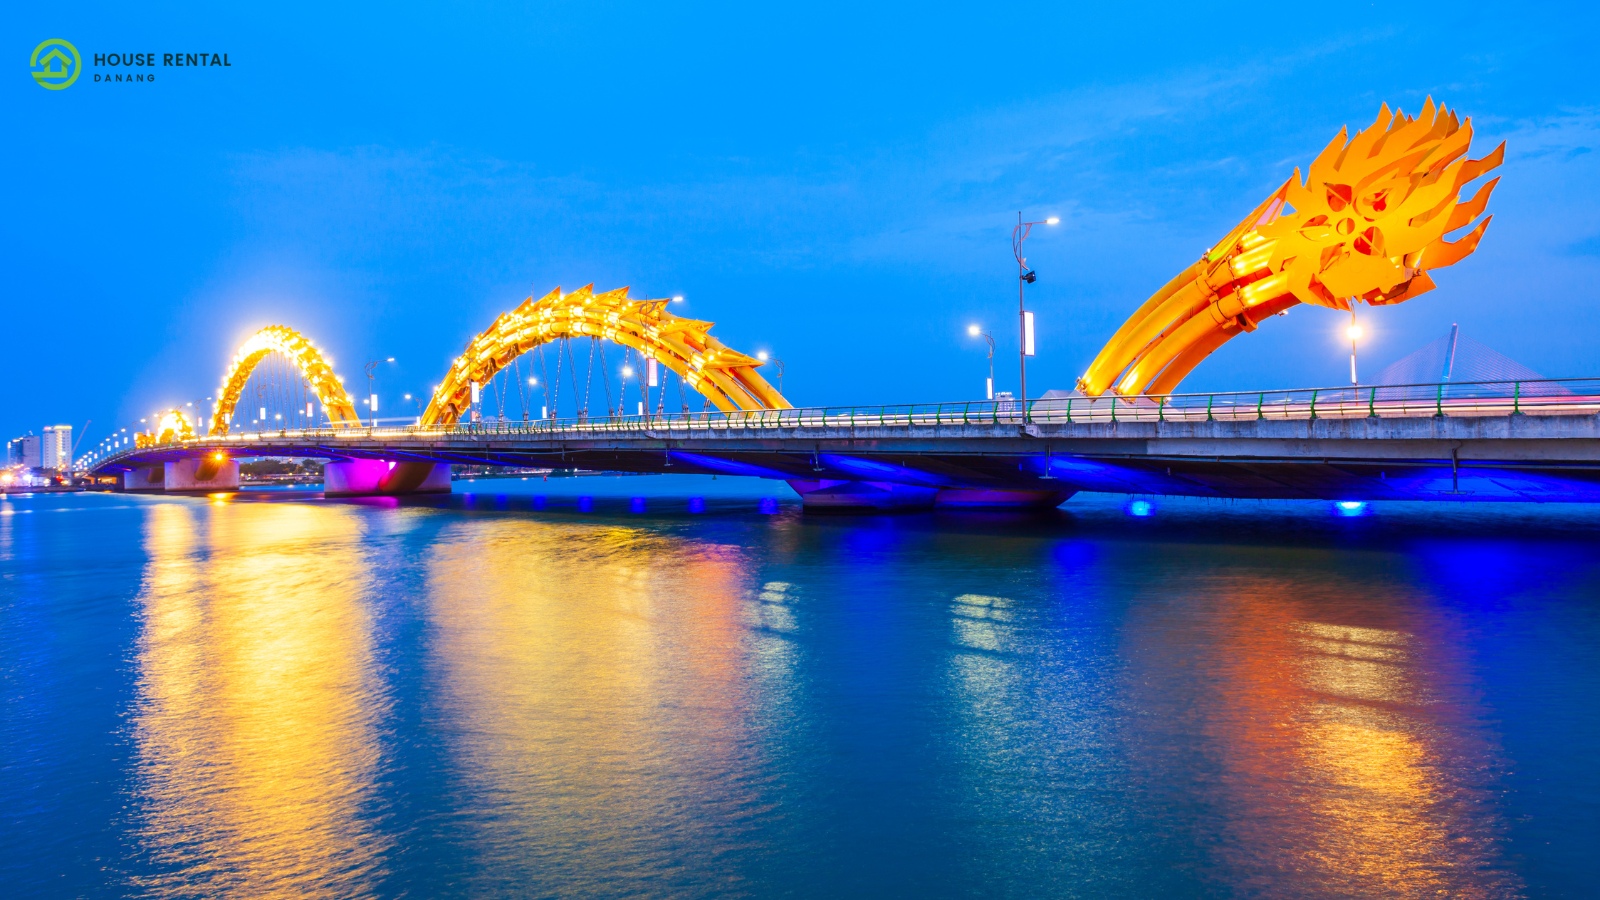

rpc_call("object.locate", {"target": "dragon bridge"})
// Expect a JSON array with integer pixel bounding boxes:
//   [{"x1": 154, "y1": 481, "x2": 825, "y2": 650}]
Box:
[{"x1": 1080, "y1": 98, "x2": 1503, "y2": 398}]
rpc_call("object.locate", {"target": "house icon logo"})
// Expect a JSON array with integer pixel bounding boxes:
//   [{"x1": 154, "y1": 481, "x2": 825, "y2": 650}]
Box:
[{"x1": 31, "y1": 38, "x2": 81, "y2": 90}]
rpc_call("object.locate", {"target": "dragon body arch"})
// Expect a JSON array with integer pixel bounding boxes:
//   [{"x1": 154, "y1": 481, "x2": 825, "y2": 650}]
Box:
[
  {"x1": 210, "y1": 325, "x2": 361, "y2": 435},
  {"x1": 421, "y1": 284, "x2": 789, "y2": 426}
]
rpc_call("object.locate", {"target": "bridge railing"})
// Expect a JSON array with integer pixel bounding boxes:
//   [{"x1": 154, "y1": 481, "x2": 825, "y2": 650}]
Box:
[{"x1": 99, "y1": 377, "x2": 1600, "y2": 462}]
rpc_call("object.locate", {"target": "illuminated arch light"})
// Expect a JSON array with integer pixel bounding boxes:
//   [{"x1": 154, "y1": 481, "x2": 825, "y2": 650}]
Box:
[
  {"x1": 134, "y1": 408, "x2": 196, "y2": 448},
  {"x1": 422, "y1": 284, "x2": 790, "y2": 426},
  {"x1": 210, "y1": 325, "x2": 360, "y2": 435},
  {"x1": 1079, "y1": 99, "x2": 1502, "y2": 398}
]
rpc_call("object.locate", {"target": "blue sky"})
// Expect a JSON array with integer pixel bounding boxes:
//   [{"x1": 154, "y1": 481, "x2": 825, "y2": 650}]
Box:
[{"x1": 6, "y1": 2, "x2": 1599, "y2": 441}]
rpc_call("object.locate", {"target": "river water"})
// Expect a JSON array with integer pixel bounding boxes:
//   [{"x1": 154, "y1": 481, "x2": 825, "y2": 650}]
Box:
[{"x1": 2, "y1": 477, "x2": 1597, "y2": 898}]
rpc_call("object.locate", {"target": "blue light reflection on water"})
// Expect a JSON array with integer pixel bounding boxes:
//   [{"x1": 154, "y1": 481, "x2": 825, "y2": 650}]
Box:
[{"x1": 1, "y1": 480, "x2": 1598, "y2": 897}]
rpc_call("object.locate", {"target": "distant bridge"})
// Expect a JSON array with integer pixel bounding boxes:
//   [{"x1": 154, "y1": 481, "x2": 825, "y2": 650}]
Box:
[{"x1": 94, "y1": 380, "x2": 1600, "y2": 508}]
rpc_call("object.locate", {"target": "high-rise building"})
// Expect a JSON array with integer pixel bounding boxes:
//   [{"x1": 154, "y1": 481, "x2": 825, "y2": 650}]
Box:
[
  {"x1": 7, "y1": 433, "x2": 42, "y2": 468},
  {"x1": 42, "y1": 425, "x2": 72, "y2": 471}
]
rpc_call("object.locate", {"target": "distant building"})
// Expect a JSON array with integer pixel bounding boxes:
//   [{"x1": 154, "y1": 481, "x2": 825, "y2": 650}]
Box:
[
  {"x1": 8, "y1": 433, "x2": 42, "y2": 468},
  {"x1": 42, "y1": 425, "x2": 72, "y2": 471}
]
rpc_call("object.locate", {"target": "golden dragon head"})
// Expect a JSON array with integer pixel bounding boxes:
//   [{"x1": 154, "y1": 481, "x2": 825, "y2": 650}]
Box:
[
  {"x1": 1261, "y1": 97, "x2": 1501, "y2": 310},
  {"x1": 1079, "y1": 99, "x2": 1503, "y2": 398}
]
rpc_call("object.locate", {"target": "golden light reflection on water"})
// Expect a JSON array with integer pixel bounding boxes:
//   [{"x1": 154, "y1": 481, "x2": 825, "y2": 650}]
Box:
[
  {"x1": 421, "y1": 517, "x2": 778, "y2": 892},
  {"x1": 1187, "y1": 571, "x2": 1519, "y2": 898},
  {"x1": 128, "y1": 501, "x2": 388, "y2": 898}
]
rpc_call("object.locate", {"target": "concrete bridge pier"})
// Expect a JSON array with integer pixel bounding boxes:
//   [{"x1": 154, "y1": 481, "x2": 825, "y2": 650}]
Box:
[
  {"x1": 323, "y1": 459, "x2": 452, "y2": 498},
  {"x1": 122, "y1": 457, "x2": 241, "y2": 494}
]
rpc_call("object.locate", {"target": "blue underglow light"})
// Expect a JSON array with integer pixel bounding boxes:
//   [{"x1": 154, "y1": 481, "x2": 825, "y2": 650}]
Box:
[
  {"x1": 577, "y1": 496, "x2": 593, "y2": 513},
  {"x1": 1127, "y1": 499, "x2": 1153, "y2": 517},
  {"x1": 818, "y1": 454, "x2": 944, "y2": 485},
  {"x1": 630, "y1": 497, "x2": 647, "y2": 513},
  {"x1": 758, "y1": 497, "x2": 779, "y2": 515},
  {"x1": 687, "y1": 497, "x2": 706, "y2": 513},
  {"x1": 1334, "y1": 500, "x2": 1369, "y2": 516},
  {"x1": 670, "y1": 451, "x2": 789, "y2": 479}
]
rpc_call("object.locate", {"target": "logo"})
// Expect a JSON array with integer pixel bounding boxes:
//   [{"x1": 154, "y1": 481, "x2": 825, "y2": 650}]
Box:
[{"x1": 30, "y1": 38, "x2": 81, "y2": 90}]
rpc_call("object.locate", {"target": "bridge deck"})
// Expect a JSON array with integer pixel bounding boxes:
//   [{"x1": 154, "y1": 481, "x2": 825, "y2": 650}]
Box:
[{"x1": 95, "y1": 386, "x2": 1600, "y2": 502}]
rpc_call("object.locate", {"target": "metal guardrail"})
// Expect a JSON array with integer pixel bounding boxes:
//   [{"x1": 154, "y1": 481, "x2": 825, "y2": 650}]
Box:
[{"x1": 94, "y1": 377, "x2": 1600, "y2": 466}]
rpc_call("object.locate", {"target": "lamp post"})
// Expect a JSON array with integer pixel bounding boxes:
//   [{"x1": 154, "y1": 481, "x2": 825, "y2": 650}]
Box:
[
  {"x1": 1012, "y1": 212, "x2": 1059, "y2": 402},
  {"x1": 967, "y1": 324, "x2": 995, "y2": 399},
  {"x1": 756, "y1": 351, "x2": 785, "y2": 395},
  {"x1": 1346, "y1": 307, "x2": 1362, "y2": 386},
  {"x1": 364, "y1": 357, "x2": 395, "y2": 427}
]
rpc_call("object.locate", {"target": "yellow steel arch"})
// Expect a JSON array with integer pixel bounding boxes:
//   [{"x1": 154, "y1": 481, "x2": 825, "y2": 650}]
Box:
[
  {"x1": 211, "y1": 325, "x2": 361, "y2": 435},
  {"x1": 1079, "y1": 99, "x2": 1502, "y2": 398},
  {"x1": 422, "y1": 285, "x2": 790, "y2": 426}
]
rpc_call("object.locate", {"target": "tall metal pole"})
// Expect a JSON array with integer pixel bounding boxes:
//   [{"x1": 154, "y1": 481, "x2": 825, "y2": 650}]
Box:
[
  {"x1": 1348, "y1": 305, "x2": 1359, "y2": 386},
  {"x1": 969, "y1": 326, "x2": 996, "y2": 399},
  {"x1": 365, "y1": 357, "x2": 395, "y2": 428},
  {"x1": 1015, "y1": 212, "x2": 1028, "y2": 402},
  {"x1": 1011, "y1": 212, "x2": 1057, "y2": 403},
  {"x1": 984, "y1": 334, "x2": 994, "y2": 400}
]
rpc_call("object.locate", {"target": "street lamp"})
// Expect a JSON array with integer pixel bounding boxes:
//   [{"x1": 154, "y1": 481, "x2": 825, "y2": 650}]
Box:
[
  {"x1": 364, "y1": 357, "x2": 395, "y2": 427},
  {"x1": 756, "y1": 351, "x2": 785, "y2": 395},
  {"x1": 967, "y1": 324, "x2": 995, "y2": 399},
  {"x1": 619, "y1": 365, "x2": 639, "y2": 417},
  {"x1": 1012, "y1": 212, "x2": 1059, "y2": 402},
  {"x1": 1346, "y1": 306, "x2": 1363, "y2": 386}
]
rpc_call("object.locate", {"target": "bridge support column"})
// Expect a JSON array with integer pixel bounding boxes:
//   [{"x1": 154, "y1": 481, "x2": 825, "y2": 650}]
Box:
[
  {"x1": 121, "y1": 465, "x2": 166, "y2": 493},
  {"x1": 785, "y1": 479, "x2": 938, "y2": 511},
  {"x1": 165, "y1": 457, "x2": 240, "y2": 493},
  {"x1": 120, "y1": 459, "x2": 240, "y2": 493},
  {"x1": 933, "y1": 488, "x2": 1075, "y2": 509},
  {"x1": 324, "y1": 459, "x2": 451, "y2": 498}
]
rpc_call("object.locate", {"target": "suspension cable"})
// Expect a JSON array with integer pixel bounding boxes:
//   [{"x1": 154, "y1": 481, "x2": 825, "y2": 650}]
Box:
[
  {"x1": 512, "y1": 356, "x2": 528, "y2": 421},
  {"x1": 598, "y1": 338, "x2": 614, "y2": 417},
  {"x1": 565, "y1": 336, "x2": 582, "y2": 420},
  {"x1": 536, "y1": 343, "x2": 553, "y2": 420},
  {"x1": 582, "y1": 337, "x2": 596, "y2": 419}
]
